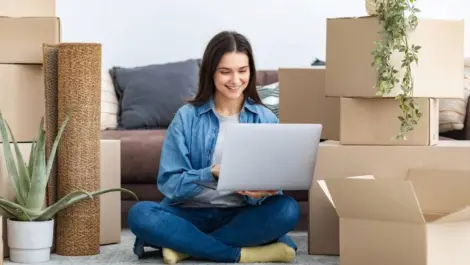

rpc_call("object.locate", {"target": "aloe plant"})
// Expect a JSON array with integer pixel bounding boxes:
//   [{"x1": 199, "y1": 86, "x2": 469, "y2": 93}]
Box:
[{"x1": 0, "y1": 111, "x2": 138, "y2": 221}]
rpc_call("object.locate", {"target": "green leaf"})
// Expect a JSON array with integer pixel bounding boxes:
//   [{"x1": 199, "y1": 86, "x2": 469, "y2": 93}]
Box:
[
  {"x1": 36, "y1": 188, "x2": 138, "y2": 221},
  {"x1": 28, "y1": 138, "x2": 37, "y2": 178},
  {"x1": 0, "y1": 111, "x2": 26, "y2": 206},
  {"x1": 45, "y1": 114, "x2": 69, "y2": 184},
  {"x1": 25, "y1": 120, "x2": 47, "y2": 211},
  {"x1": 5, "y1": 119, "x2": 31, "y2": 192},
  {"x1": 35, "y1": 190, "x2": 93, "y2": 221},
  {"x1": 0, "y1": 197, "x2": 40, "y2": 221}
]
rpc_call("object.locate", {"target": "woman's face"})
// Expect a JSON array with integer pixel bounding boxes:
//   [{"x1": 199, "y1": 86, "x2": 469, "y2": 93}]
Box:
[{"x1": 213, "y1": 52, "x2": 250, "y2": 102}]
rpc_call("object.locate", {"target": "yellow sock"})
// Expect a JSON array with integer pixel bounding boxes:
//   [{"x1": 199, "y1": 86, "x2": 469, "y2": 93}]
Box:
[
  {"x1": 162, "y1": 248, "x2": 190, "y2": 264},
  {"x1": 239, "y1": 242, "x2": 296, "y2": 263}
]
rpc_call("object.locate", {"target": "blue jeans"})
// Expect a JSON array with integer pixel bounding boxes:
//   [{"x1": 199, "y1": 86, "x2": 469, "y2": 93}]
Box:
[{"x1": 127, "y1": 194, "x2": 300, "y2": 263}]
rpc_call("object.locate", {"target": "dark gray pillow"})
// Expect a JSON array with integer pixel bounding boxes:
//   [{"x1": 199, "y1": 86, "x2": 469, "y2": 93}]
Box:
[{"x1": 110, "y1": 59, "x2": 200, "y2": 129}]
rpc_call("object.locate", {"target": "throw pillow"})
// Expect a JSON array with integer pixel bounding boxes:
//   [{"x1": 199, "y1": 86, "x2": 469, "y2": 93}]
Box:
[
  {"x1": 100, "y1": 69, "x2": 119, "y2": 130},
  {"x1": 439, "y1": 63, "x2": 470, "y2": 133},
  {"x1": 257, "y1": 82, "x2": 279, "y2": 117},
  {"x1": 110, "y1": 59, "x2": 200, "y2": 129}
]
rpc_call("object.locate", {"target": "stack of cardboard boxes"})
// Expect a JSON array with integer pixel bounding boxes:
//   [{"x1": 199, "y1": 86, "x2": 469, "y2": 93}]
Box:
[
  {"x1": 308, "y1": 16, "x2": 470, "y2": 265},
  {"x1": 0, "y1": 0, "x2": 59, "y2": 260},
  {"x1": 0, "y1": 1, "x2": 122, "y2": 261}
]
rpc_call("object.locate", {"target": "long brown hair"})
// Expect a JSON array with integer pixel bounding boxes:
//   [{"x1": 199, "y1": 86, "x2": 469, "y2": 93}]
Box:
[{"x1": 188, "y1": 31, "x2": 263, "y2": 106}]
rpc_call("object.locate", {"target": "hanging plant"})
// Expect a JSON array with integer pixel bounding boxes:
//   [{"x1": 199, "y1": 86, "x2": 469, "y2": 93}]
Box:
[{"x1": 370, "y1": 0, "x2": 422, "y2": 140}]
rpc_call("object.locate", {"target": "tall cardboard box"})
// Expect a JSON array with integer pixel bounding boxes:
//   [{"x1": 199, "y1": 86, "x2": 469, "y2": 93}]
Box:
[
  {"x1": 325, "y1": 16, "x2": 464, "y2": 99},
  {"x1": 0, "y1": 0, "x2": 56, "y2": 17},
  {"x1": 100, "y1": 140, "x2": 121, "y2": 245},
  {"x1": 319, "y1": 169, "x2": 470, "y2": 265},
  {"x1": 279, "y1": 67, "x2": 340, "y2": 140},
  {"x1": 340, "y1": 97, "x2": 439, "y2": 145},
  {"x1": 0, "y1": 143, "x2": 32, "y2": 258},
  {"x1": 308, "y1": 140, "x2": 470, "y2": 255},
  {"x1": 0, "y1": 17, "x2": 60, "y2": 63},
  {"x1": 0, "y1": 64, "x2": 45, "y2": 143}
]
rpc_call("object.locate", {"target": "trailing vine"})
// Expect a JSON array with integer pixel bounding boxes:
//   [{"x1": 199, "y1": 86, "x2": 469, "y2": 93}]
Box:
[{"x1": 371, "y1": 0, "x2": 422, "y2": 140}]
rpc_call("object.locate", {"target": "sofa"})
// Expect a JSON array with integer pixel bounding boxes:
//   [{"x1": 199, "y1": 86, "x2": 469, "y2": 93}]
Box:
[
  {"x1": 101, "y1": 70, "x2": 311, "y2": 231},
  {"x1": 101, "y1": 65, "x2": 470, "y2": 232}
]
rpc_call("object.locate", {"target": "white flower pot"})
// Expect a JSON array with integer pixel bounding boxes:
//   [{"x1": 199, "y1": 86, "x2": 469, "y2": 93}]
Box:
[{"x1": 7, "y1": 218, "x2": 54, "y2": 263}]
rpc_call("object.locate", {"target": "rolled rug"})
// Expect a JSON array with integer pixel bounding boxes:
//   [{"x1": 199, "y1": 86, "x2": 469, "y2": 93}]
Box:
[
  {"x1": 55, "y1": 43, "x2": 102, "y2": 256},
  {"x1": 43, "y1": 43, "x2": 59, "y2": 253}
]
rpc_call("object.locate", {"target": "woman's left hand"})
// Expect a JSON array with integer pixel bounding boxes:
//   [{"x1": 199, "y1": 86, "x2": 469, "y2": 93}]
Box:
[{"x1": 237, "y1": 190, "x2": 278, "y2": 199}]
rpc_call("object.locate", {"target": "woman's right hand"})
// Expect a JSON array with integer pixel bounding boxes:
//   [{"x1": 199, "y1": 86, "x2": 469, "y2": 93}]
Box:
[{"x1": 211, "y1": 164, "x2": 220, "y2": 178}]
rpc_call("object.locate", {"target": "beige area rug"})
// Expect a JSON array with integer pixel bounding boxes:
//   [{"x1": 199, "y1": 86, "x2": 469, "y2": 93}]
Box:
[{"x1": 3, "y1": 229, "x2": 339, "y2": 264}]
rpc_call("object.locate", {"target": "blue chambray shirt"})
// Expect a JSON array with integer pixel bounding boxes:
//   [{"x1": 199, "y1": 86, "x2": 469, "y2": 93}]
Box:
[{"x1": 157, "y1": 96, "x2": 280, "y2": 206}]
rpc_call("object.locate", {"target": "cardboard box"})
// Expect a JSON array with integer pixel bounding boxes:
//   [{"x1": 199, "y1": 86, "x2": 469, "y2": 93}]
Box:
[
  {"x1": 0, "y1": 143, "x2": 32, "y2": 258},
  {"x1": 100, "y1": 140, "x2": 121, "y2": 245},
  {"x1": 340, "y1": 97, "x2": 439, "y2": 145},
  {"x1": 0, "y1": 0, "x2": 55, "y2": 17},
  {"x1": 325, "y1": 16, "x2": 464, "y2": 99},
  {"x1": 0, "y1": 216, "x2": 3, "y2": 265},
  {"x1": 308, "y1": 140, "x2": 470, "y2": 255},
  {"x1": 279, "y1": 67, "x2": 340, "y2": 140},
  {"x1": 0, "y1": 17, "x2": 60, "y2": 63},
  {"x1": 318, "y1": 169, "x2": 470, "y2": 265},
  {"x1": 0, "y1": 64, "x2": 45, "y2": 143}
]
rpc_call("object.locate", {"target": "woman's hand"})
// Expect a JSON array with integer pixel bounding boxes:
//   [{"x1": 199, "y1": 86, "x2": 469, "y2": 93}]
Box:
[
  {"x1": 211, "y1": 164, "x2": 220, "y2": 178},
  {"x1": 237, "y1": 190, "x2": 278, "y2": 199}
]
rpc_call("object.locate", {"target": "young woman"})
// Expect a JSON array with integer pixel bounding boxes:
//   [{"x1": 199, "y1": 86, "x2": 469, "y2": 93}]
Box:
[{"x1": 127, "y1": 31, "x2": 300, "y2": 264}]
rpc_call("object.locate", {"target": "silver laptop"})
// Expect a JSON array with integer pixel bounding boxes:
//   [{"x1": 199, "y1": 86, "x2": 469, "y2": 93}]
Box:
[{"x1": 193, "y1": 123, "x2": 322, "y2": 191}]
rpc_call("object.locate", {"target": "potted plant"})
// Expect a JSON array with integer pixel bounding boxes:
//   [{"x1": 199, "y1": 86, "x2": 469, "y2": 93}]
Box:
[
  {"x1": 369, "y1": 0, "x2": 422, "y2": 140},
  {"x1": 0, "y1": 111, "x2": 138, "y2": 264}
]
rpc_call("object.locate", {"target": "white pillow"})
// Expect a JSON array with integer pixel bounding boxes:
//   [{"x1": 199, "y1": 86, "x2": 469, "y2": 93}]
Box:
[
  {"x1": 100, "y1": 69, "x2": 118, "y2": 130},
  {"x1": 438, "y1": 63, "x2": 470, "y2": 133}
]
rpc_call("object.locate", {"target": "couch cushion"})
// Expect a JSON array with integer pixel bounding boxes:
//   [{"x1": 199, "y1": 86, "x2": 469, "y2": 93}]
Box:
[
  {"x1": 121, "y1": 184, "x2": 164, "y2": 201},
  {"x1": 110, "y1": 59, "x2": 200, "y2": 129},
  {"x1": 101, "y1": 129, "x2": 166, "y2": 184}
]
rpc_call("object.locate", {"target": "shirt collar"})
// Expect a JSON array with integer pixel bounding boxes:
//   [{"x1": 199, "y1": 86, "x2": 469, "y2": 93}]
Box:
[{"x1": 196, "y1": 96, "x2": 258, "y2": 116}]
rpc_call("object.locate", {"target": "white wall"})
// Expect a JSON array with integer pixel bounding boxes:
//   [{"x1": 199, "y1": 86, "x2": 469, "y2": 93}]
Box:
[{"x1": 57, "y1": 0, "x2": 468, "y2": 70}]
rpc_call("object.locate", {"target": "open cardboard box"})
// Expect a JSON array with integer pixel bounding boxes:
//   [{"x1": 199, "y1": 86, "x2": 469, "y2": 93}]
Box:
[{"x1": 318, "y1": 169, "x2": 470, "y2": 265}]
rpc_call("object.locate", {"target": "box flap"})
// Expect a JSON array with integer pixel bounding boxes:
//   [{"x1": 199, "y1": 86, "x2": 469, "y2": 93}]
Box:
[
  {"x1": 327, "y1": 15, "x2": 374, "y2": 20},
  {"x1": 406, "y1": 169, "x2": 470, "y2": 215},
  {"x1": 431, "y1": 206, "x2": 470, "y2": 223},
  {"x1": 317, "y1": 175, "x2": 375, "y2": 208},
  {"x1": 319, "y1": 178, "x2": 425, "y2": 223}
]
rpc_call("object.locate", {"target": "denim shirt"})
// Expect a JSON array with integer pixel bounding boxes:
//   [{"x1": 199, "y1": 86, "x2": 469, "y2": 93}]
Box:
[{"x1": 157, "y1": 97, "x2": 280, "y2": 206}]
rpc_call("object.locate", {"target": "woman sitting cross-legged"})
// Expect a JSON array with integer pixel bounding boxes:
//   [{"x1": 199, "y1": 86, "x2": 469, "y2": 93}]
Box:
[{"x1": 127, "y1": 30, "x2": 300, "y2": 264}]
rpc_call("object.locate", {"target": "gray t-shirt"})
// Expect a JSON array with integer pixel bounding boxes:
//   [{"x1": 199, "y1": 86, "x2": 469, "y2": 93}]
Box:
[{"x1": 179, "y1": 112, "x2": 247, "y2": 208}]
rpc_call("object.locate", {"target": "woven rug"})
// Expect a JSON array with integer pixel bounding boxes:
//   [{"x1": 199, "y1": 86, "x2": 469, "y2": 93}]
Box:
[
  {"x1": 3, "y1": 230, "x2": 339, "y2": 265},
  {"x1": 55, "y1": 43, "x2": 102, "y2": 256}
]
